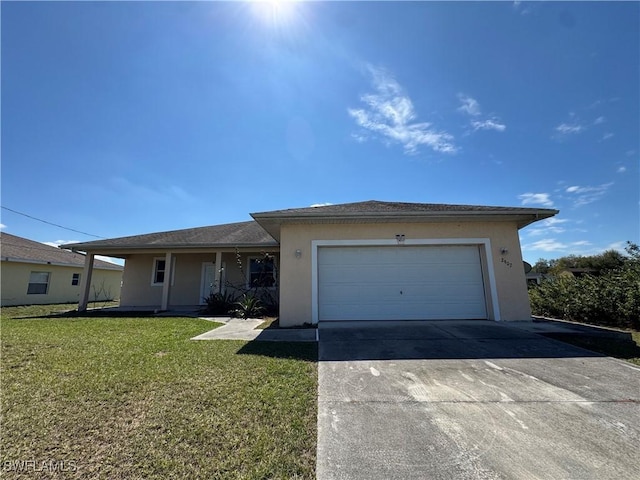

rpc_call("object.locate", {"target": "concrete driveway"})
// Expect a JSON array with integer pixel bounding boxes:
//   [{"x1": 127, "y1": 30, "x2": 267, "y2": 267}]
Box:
[{"x1": 317, "y1": 320, "x2": 640, "y2": 480}]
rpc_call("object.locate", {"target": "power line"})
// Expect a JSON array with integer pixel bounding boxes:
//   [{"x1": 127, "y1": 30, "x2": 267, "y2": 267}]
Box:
[{"x1": 1, "y1": 206, "x2": 104, "y2": 239}]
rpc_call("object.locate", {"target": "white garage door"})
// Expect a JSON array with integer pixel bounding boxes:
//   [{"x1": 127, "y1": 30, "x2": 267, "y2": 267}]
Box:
[{"x1": 318, "y1": 245, "x2": 487, "y2": 321}]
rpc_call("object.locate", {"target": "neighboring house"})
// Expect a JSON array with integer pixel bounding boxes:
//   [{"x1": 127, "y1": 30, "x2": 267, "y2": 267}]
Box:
[
  {"x1": 61, "y1": 201, "x2": 557, "y2": 326},
  {"x1": 526, "y1": 267, "x2": 599, "y2": 285},
  {"x1": 1, "y1": 233, "x2": 123, "y2": 307}
]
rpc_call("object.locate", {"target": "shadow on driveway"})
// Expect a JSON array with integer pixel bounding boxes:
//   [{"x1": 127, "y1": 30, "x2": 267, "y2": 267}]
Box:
[{"x1": 318, "y1": 320, "x2": 606, "y2": 361}]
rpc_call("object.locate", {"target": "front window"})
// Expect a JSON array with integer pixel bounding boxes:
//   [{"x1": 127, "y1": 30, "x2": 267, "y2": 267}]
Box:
[
  {"x1": 153, "y1": 258, "x2": 166, "y2": 285},
  {"x1": 71, "y1": 273, "x2": 81, "y2": 286},
  {"x1": 248, "y1": 256, "x2": 276, "y2": 288},
  {"x1": 27, "y1": 271, "x2": 50, "y2": 295}
]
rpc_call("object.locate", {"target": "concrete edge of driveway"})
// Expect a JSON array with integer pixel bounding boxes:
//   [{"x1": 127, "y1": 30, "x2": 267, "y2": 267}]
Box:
[
  {"x1": 191, "y1": 317, "x2": 317, "y2": 342},
  {"x1": 191, "y1": 315, "x2": 632, "y2": 344}
]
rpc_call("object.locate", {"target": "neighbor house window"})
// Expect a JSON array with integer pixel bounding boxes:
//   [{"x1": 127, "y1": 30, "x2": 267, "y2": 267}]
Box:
[
  {"x1": 152, "y1": 258, "x2": 166, "y2": 285},
  {"x1": 248, "y1": 256, "x2": 276, "y2": 288},
  {"x1": 71, "y1": 273, "x2": 81, "y2": 286},
  {"x1": 27, "y1": 271, "x2": 50, "y2": 295}
]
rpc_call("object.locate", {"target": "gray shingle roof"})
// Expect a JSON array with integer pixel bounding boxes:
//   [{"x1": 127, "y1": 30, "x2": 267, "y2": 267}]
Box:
[
  {"x1": 60, "y1": 221, "x2": 278, "y2": 251},
  {"x1": 1, "y1": 233, "x2": 123, "y2": 270},
  {"x1": 252, "y1": 200, "x2": 557, "y2": 216},
  {"x1": 59, "y1": 201, "x2": 558, "y2": 252},
  {"x1": 251, "y1": 200, "x2": 559, "y2": 239}
]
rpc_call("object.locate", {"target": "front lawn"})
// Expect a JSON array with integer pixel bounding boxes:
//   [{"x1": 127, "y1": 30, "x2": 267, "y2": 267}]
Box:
[{"x1": 1, "y1": 305, "x2": 317, "y2": 479}]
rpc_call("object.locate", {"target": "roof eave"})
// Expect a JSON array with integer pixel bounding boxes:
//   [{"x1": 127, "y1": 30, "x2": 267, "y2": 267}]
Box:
[
  {"x1": 252, "y1": 209, "x2": 559, "y2": 239},
  {"x1": 61, "y1": 242, "x2": 279, "y2": 254}
]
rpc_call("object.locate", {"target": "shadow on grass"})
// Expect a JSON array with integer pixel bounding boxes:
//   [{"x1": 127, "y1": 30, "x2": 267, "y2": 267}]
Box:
[
  {"x1": 257, "y1": 318, "x2": 317, "y2": 330},
  {"x1": 13, "y1": 310, "x2": 160, "y2": 320},
  {"x1": 236, "y1": 341, "x2": 318, "y2": 362}
]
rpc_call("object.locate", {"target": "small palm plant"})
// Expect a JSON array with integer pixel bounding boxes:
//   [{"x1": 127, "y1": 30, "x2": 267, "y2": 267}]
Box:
[{"x1": 231, "y1": 294, "x2": 265, "y2": 319}]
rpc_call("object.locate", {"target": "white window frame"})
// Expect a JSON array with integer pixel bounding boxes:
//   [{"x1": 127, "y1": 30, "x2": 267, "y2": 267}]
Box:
[
  {"x1": 71, "y1": 273, "x2": 81, "y2": 286},
  {"x1": 27, "y1": 271, "x2": 51, "y2": 295},
  {"x1": 151, "y1": 256, "x2": 176, "y2": 287},
  {"x1": 246, "y1": 255, "x2": 277, "y2": 289}
]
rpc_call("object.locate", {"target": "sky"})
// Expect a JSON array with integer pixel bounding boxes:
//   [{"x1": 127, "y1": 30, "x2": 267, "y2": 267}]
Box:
[{"x1": 1, "y1": 1, "x2": 638, "y2": 265}]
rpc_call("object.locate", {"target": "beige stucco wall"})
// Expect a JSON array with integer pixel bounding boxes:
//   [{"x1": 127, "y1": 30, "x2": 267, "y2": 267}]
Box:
[
  {"x1": 1, "y1": 261, "x2": 122, "y2": 306},
  {"x1": 278, "y1": 221, "x2": 531, "y2": 326},
  {"x1": 119, "y1": 251, "x2": 277, "y2": 308}
]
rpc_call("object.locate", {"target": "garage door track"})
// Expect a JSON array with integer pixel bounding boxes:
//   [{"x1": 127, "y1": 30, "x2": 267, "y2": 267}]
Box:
[{"x1": 317, "y1": 320, "x2": 640, "y2": 480}]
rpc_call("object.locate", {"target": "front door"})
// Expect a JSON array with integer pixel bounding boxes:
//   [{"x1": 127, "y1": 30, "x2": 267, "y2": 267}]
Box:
[{"x1": 200, "y1": 263, "x2": 217, "y2": 304}]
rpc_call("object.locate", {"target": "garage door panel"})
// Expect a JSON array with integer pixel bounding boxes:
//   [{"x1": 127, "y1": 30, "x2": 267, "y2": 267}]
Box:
[{"x1": 318, "y1": 245, "x2": 487, "y2": 321}]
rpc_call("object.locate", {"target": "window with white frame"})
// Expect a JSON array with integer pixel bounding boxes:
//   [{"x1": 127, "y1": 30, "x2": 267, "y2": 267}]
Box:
[
  {"x1": 71, "y1": 273, "x2": 81, "y2": 286},
  {"x1": 152, "y1": 257, "x2": 176, "y2": 286},
  {"x1": 152, "y1": 258, "x2": 166, "y2": 285},
  {"x1": 248, "y1": 256, "x2": 276, "y2": 288},
  {"x1": 27, "y1": 271, "x2": 50, "y2": 295}
]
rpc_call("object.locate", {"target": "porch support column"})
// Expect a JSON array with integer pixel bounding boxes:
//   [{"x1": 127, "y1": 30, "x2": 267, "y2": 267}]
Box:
[
  {"x1": 214, "y1": 251, "x2": 223, "y2": 293},
  {"x1": 161, "y1": 252, "x2": 173, "y2": 311},
  {"x1": 78, "y1": 253, "x2": 95, "y2": 312}
]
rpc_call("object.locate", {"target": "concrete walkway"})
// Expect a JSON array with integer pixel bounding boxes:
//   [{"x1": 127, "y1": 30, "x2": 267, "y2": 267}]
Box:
[{"x1": 191, "y1": 317, "x2": 317, "y2": 342}]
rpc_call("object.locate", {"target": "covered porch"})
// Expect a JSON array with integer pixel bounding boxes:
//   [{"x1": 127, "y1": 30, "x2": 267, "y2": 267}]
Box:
[
  {"x1": 75, "y1": 248, "x2": 279, "y2": 312},
  {"x1": 59, "y1": 220, "x2": 280, "y2": 313}
]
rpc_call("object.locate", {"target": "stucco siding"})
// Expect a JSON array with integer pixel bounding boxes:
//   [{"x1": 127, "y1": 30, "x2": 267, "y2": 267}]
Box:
[
  {"x1": 120, "y1": 255, "x2": 163, "y2": 307},
  {"x1": 119, "y1": 251, "x2": 278, "y2": 308},
  {"x1": 1, "y1": 261, "x2": 122, "y2": 306},
  {"x1": 279, "y1": 221, "x2": 531, "y2": 326}
]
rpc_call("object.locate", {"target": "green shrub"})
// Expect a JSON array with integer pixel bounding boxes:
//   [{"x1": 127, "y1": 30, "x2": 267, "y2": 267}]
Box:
[
  {"x1": 231, "y1": 294, "x2": 265, "y2": 319},
  {"x1": 529, "y1": 262, "x2": 640, "y2": 330},
  {"x1": 202, "y1": 291, "x2": 237, "y2": 315}
]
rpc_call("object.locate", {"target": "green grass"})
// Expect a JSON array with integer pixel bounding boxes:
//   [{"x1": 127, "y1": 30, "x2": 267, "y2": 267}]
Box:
[
  {"x1": 1, "y1": 305, "x2": 317, "y2": 479},
  {"x1": 541, "y1": 330, "x2": 640, "y2": 366}
]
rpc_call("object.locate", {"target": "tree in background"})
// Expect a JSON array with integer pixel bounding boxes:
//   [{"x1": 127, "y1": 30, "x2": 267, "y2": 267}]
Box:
[{"x1": 531, "y1": 248, "x2": 628, "y2": 276}]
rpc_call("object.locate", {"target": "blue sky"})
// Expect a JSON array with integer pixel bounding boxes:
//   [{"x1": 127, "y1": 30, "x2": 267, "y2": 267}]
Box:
[{"x1": 2, "y1": 1, "x2": 638, "y2": 264}]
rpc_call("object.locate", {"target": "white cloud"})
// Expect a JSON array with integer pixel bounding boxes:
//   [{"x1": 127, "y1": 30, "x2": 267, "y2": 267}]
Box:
[
  {"x1": 471, "y1": 119, "x2": 506, "y2": 132},
  {"x1": 605, "y1": 241, "x2": 628, "y2": 253},
  {"x1": 522, "y1": 238, "x2": 592, "y2": 253},
  {"x1": 545, "y1": 217, "x2": 569, "y2": 226},
  {"x1": 458, "y1": 94, "x2": 506, "y2": 133},
  {"x1": 601, "y1": 132, "x2": 614, "y2": 141},
  {"x1": 555, "y1": 123, "x2": 584, "y2": 135},
  {"x1": 110, "y1": 177, "x2": 195, "y2": 204},
  {"x1": 512, "y1": 1, "x2": 532, "y2": 15},
  {"x1": 96, "y1": 255, "x2": 125, "y2": 266},
  {"x1": 45, "y1": 240, "x2": 80, "y2": 248},
  {"x1": 457, "y1": 94, "x2": 481, "y2": 116},
  {"x1": 0, "y1": 223, "x2": 6, "y2": 230},
  {"x1": 523, "y1": 238, "x2": 567, "y2": 252},
  {"x1": 593, "y1": 116, "x2": 606, "y2": 125},
  {"x1": 348, "y1": 66, "x2": 457, "y2": 155},
  {"x1": 617, "y1": 166, "x2": 627, "y2": 173},
  {"x1": 565, "y1": 182, "x2": 613, "y2": 207},
  {"x1": 524, "y1": 217, "x2": 571, "y2": 237},
  {"x1": 518, "y1": 193, "x2": 554, "y2": 207}
]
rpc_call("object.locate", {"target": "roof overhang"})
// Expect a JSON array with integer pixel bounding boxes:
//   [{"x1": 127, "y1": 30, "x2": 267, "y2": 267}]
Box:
[
  {"x1": 1, "y1": 256, "x2": 123, "y2": 270},
  {"x1": 251, "y1": 209, "x2": 559, "y2": 241},
  {"x1": 61, "y1": 243, "x2": 279, "y2": 257}
]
